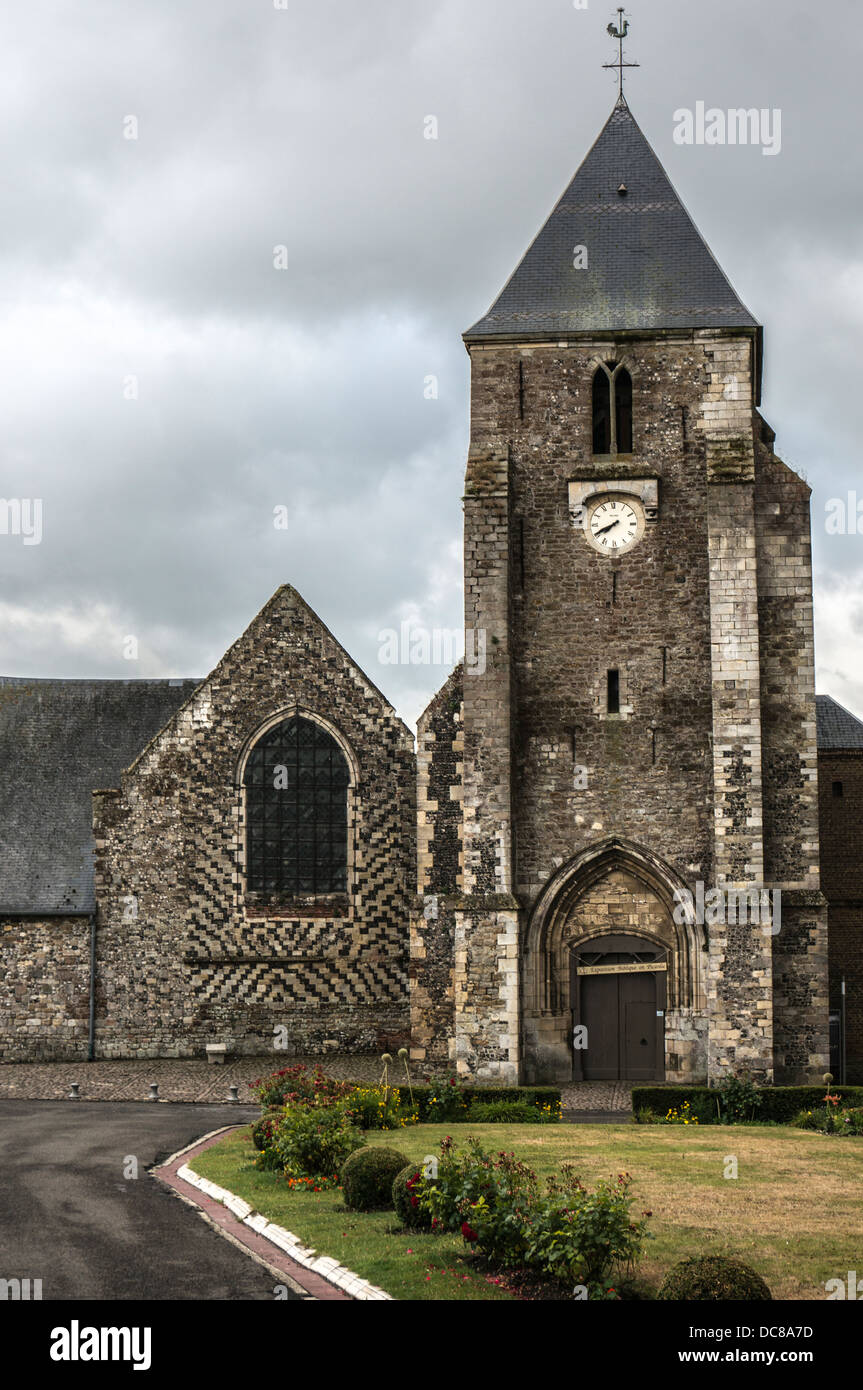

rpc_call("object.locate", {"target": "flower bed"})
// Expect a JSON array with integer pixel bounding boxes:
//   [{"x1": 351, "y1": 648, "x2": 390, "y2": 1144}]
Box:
[
  {"x1": 413, "y1": 1135, "x2": 650, "y2": 1299},
  {"x1": 634, "y1": 1077, "x2": 863, "y2": 1126},
  {"x1": 247, "y1": 1064, "x2": 563, "y2": 1183}
]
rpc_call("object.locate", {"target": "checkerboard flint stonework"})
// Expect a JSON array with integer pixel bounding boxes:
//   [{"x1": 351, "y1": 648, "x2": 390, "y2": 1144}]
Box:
[
  {"x1": 91, "y1": 588, "x2": 416, "y2": 1059},
  {"x1": 1, "y1": 98, "x2": 861, "y2": 1084}
]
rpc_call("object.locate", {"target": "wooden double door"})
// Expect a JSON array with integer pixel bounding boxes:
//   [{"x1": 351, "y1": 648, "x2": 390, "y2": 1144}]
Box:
[{"x1": 571, "y1": 935, "x2": 667, "y2": 1082}]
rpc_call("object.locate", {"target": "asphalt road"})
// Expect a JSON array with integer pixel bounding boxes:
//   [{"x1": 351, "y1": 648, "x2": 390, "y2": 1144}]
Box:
[{"x1": 0, "y1": 1101, "x2": 297, "y2": 1300}]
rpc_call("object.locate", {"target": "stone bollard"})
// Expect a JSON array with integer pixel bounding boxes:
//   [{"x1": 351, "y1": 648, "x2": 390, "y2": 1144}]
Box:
[
  {"x1": 148, "y1": 1083, "x2": 159, "y2": 1102},
  {"x1": 69, "y1": 1083, "x2": 80, "y2": 1100},
  {"x1": 229, "y1": 1085, "x2": 239, "y2": 1104}
]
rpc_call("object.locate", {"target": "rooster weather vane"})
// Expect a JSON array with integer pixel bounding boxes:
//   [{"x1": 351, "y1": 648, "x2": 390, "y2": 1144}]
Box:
[{"x1": 604, "y1": 9, "x2": 640, "y2": 101}]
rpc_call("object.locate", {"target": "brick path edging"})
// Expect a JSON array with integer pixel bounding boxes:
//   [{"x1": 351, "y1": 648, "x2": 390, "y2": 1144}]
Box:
[{"x1": 153, "y1": 1126, "x2": 391, "y2": 1302}]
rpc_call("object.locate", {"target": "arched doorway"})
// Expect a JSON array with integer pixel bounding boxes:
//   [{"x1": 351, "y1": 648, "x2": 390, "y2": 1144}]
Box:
[{"x1": 522, "y1": 839, "x2": 707, "y2": 1084}]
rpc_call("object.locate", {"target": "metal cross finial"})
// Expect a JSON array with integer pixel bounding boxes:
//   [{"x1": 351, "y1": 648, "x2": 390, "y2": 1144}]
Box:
[{"x1": 603, "y1": 8, "x2": 640, "y2": 101}]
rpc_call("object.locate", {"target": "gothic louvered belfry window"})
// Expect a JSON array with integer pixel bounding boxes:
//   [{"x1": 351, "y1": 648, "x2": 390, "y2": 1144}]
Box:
[
  {"x1": 592, "y1": 362, "x2": 633, "y2": 454},
  {"x1": 244, "y1": 715, "x2": 350, "y2": 896},
  {"x1": 592, "y1": 366, "x2": 611, "y2": 453}
]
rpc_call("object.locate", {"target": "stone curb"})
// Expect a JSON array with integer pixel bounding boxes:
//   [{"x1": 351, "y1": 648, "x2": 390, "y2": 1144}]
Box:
[{"x1": 176, "y1": 1160, "x2": 393, "y2": 1301}]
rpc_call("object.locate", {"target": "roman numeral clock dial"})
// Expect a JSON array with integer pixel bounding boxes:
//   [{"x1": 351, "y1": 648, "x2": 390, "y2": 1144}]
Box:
[{"x1": 585, "y1": 495, "x2": 645, "y2": 555}]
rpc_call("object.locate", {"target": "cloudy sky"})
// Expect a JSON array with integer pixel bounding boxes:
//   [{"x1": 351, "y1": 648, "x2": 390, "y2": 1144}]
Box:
[{"x1": 1, "y1": 0, "x2": 862, "y2": 728}]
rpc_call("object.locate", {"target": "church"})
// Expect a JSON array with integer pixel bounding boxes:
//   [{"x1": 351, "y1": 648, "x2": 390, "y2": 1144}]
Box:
[{"x1": 1, "y1": 96, "x2": 861, "y2": 1088}]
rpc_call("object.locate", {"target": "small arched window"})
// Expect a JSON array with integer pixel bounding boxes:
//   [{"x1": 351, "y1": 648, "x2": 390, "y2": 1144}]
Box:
[
  {"x1": 592, "y1": 368, "x2": 611, "y2": 454},
  {"x1": 615, "y1": 368, "x2": 633, "y2": 453},
  {"x1": 592, "y1": 362, "x2": 633, "y2": 455},
  {"x1": 244, "y1": 715, "x2": 350, "y2": 897}
]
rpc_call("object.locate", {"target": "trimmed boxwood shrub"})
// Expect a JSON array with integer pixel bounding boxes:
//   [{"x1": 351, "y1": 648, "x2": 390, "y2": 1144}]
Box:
[
  {"x1": 409, "y1": 1085, "x2": 561, "y2": 1121},
  {"x1": 392, "y1": 1163, "x2": 436, "y2": 1230},
  {"x1": 658, "y1": 1256, "x2": 772, "y2": 1301},
  {"x1": 469, "y1": 1100, "x2": 557, "y2": 1124},
  {"x1": 341, "y1": 1146, "x2": 410, "y2": 1212},
  {"x1": 632, "y1": 1085, "x2": 863, "y2": 1125}
]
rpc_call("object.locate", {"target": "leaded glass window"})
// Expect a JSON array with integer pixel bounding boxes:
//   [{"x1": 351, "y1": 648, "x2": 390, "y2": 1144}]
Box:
[{"x1": 244, "y1": 716, "x2": 350, "y2": 896}]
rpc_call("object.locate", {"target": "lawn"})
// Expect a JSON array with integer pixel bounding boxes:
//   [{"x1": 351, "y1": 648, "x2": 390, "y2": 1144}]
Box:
[{"x1": 190, "y1": 1122, "x2": 863, "y2": 1301}]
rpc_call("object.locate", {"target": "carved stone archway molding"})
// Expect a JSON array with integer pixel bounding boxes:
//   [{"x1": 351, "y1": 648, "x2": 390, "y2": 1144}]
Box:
[{"x1": 521, "y1": 839, "x2": 708, "y2": 1083}]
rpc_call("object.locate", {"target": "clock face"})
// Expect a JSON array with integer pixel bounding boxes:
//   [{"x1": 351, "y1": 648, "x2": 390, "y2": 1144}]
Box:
[{"x1": 585, "y1": 495, "x2": 645, "y2": 555}]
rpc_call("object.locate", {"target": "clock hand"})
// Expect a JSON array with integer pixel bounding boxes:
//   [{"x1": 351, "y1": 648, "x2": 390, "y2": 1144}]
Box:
[{"x1": 594, "y1": 518, "x2": 621, "y2": 537}]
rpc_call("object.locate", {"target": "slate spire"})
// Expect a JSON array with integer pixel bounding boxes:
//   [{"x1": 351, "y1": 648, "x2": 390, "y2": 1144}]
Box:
[{"x1": 465, "y1": 99, "x2": 759, "y2": 341}]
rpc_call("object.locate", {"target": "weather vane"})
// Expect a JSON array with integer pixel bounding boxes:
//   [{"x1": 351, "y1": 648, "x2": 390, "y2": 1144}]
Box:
[{"x1": 603, "y1": 8, "x2": 640, "y2": 102}]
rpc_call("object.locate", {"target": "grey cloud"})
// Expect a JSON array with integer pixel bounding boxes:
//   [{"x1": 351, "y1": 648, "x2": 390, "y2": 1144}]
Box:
[{"x1": 1, "y1": 0, "x2": 862, "y2": 726}]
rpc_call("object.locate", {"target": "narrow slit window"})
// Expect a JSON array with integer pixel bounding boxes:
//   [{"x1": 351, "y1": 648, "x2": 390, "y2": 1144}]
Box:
[
  {"x1": 607, "y1": 669, "x2": 620, "y2": 715},
  {"x1": 833, "y1": 780, "x2": 844, "y2": 798}
]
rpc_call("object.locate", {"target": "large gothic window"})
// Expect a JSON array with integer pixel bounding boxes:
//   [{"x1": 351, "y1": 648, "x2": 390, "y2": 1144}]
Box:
[
  {"x1": 592, "y1": 363, "x2": 633, "y2": 455},
  {"x1": 243, "y1": 715, "x2": 350, "y2": 896}
]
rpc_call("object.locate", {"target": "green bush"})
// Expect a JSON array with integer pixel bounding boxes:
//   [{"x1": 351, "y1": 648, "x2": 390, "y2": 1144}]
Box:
[
  {"x1": 392, "y1": 1163, "x2": 436, "y2": 1230},
  {"x1": 716, "y1": 1074, "x2": 762, "y2": 1123},
  {"x1": 840, "y1": 1107, "x2": 863, "y2": 1135},
  {"x1": 269, "y1": 1102, "x2": 365, "y2": 1181},
  {"x1": 426, "y1": 1136, "x2": 538, "y2": 1264},
  {"x1": 469, "y1": 1100, "x2": 558, "y2": 1125},
  {"x1": 420, "y1": 1076, "x2": 471, "y2": 1123},
  {"x1": 632, "y1": 1085, "x2": 863, "y2": 1125},
  {"x1": 658, "y1": 1256, "x2": 772, "y2": 1301},
  {"x1": 251, "y1": 1110, "x2": 282, "y2": 1152},
  {"x1": 341, "y1": 1146, "x2": 410, "y2": 1212},
  {"x1": 792, "y1": 1109, "x2": 819, "y2": 1130},
  {"x1": 422, "y1": 1136, "x2": 649, "y2": 1297},
  {"x1": 524, "y1": 1171, "x2": 650, "y2": 1293}
]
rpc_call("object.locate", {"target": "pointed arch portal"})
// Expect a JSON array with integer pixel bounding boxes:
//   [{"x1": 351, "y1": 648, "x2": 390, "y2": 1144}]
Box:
[{"x1": 522, "y1": 839, "x2": 708, "y2": 1084}]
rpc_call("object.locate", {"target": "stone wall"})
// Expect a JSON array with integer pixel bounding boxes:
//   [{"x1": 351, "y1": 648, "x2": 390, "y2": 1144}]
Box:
[
  {"x1": 473, "y1": 336, "x2": 719, "y2": 909},
  {"x1": 459, "y1": 330, "x2": 825, "y2": 1084},
  {"x1": 453, "y1": 901, "x2": 519, "y2": 1081},
  {"x1": 0, "y1": 915, "x2": 91, "y2": 1060},
  {"x1": 410, "y1": 665, "x2": 463, "y2": 1067},
  {"x1": 90, "y1": 585, "x2": 416, "y2": 1060},
  {"x1": 754, "y1": 422, "x2": 828, "y2": 1081}
]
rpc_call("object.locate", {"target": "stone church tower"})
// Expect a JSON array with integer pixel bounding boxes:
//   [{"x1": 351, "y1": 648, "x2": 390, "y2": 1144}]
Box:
[{"x1": 411, "y1": 97, "x2": 830, "y2": 1087}]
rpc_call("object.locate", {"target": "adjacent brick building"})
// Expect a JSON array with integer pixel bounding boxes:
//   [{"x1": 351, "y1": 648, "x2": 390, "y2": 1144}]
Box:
[
  {"x1": 816, "y1": 696, "x2": 863, "y2": 1082},
  {"x1": 1, "y1": 97, "x2": 861, "y2": 1084}
]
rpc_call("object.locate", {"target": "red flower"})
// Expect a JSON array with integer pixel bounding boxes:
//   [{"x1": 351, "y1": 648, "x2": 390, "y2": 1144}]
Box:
[
  {"x1": 410, "y1": 1196, "x2": 419, "y2": 1208},
  {"x1": 449, "y1": 1079, "x2": 456, "y2": 1087},
  {"x1": 461, "y1": 1222, "x2": 478, "y2": 1243}
]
